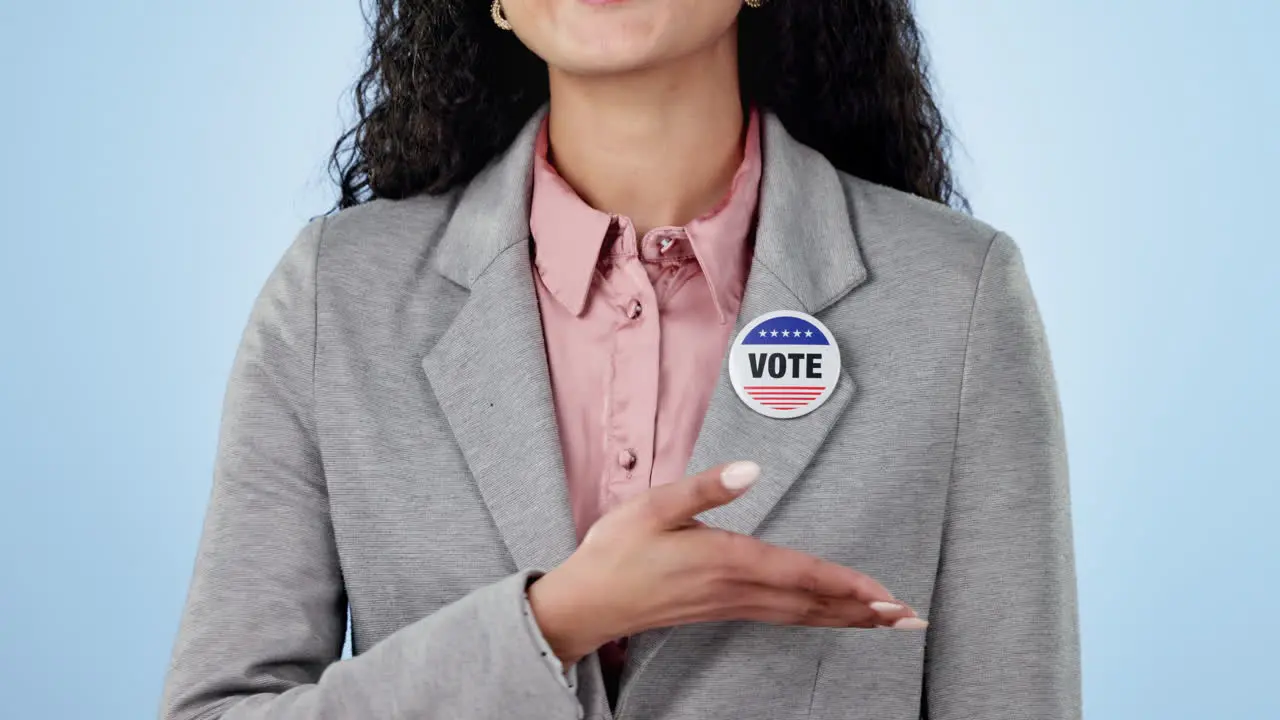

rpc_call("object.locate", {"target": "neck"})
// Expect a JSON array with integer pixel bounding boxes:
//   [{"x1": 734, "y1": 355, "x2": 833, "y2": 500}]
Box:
[{"x1": 545, "y1": 34, "x2": 745, "y2": 237}]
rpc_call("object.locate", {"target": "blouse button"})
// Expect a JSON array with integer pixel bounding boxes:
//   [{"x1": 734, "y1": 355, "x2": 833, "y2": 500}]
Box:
[
  {"x1": 627, "y1": 300, "x2": 643, "y2": 319},
  {"x1": 618, "y1": 448, "x2": 637, "y2": 470}
]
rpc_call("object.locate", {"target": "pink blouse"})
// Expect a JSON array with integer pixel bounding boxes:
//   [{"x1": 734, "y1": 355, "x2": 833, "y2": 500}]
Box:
[
  {"x1": 529, "y1": 110, "x2": 763, "y2": 542},
  {"x1": 527, "y1": 111, "x2": 762, "y2": 701}
]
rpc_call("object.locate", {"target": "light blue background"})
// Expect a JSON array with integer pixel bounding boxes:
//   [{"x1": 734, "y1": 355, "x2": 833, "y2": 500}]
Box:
[{"x1": 1, "y1": 2, "x2": 1275, "y2": 718}]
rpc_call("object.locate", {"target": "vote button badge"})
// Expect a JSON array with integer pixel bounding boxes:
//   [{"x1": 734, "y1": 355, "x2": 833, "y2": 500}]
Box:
[{"x1": 729, "y1": 310, "x2": 841, "y2": 419}]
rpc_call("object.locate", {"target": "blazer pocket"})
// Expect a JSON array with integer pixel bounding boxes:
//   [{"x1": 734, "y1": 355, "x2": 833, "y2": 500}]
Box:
[
  {"x1": 625, "y1": 623, "x2": 827, "y2": 720},
  {"x1": 807, "y1": 628, "x2": 926, "y2": 720}
]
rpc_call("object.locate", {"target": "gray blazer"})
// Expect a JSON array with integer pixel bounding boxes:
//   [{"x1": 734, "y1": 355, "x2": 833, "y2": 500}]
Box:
[{"x1": 162, "y1": 109, "x2": 1080, "y2": 720}]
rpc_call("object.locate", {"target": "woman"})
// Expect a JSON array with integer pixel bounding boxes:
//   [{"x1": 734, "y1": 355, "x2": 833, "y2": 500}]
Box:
[{"x1": 162, "y1": 0, "x2": 1080, "y2": 718}]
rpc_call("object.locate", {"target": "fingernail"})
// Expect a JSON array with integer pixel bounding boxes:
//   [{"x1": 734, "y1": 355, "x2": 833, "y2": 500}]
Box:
[
  {"x1": 892, "y1": 617, "x2": 929, "y2": 630},
  {"x1": 720, "y1": 461, "x2": 761, "y2": 490},
  {"x1": 869, "y1": 601, "x2": 905, "y2": 613}
]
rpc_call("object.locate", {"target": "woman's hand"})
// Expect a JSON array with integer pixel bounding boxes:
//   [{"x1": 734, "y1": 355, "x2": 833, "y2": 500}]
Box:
[{"x1": 526, "y1": 461, "x2": 926, "y2": 666}]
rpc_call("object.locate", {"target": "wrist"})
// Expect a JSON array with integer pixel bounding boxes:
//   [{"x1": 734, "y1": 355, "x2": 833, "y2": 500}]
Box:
[{"x1": 526, "y1": 566, "x2": 613, "y2": 666}]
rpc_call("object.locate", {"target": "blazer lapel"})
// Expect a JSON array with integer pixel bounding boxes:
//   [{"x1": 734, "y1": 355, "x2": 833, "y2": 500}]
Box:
[
  {"x1": 686, "y1": 112, "x2": 870, "y2": 536},
  {"x1": 619, "y1": 112, "x2": 871, "y2": 711},
  {"x1": 421, "y1": 106, "x2": 580, "y2": 574},
  {"x1": 687, "y1": 265, "x2": 856, "y2": 536}
]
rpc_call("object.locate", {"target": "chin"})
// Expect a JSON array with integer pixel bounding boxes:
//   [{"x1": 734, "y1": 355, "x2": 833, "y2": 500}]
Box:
[
  {"x1": 550, "y1": 49, "x2": 667, "y2": 77},
  {"x1": 543, "y1": 29, "x2": 699, "y2": 77}
]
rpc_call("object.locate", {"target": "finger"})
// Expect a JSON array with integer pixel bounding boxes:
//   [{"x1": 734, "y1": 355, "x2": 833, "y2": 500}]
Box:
[
  {"x1": 705, "y1": 584, "x2": 886, "y2": 629},
  {"x1": 631, "y1": 461, "x2": 761, "y2": 530},
  {"x1": 713, "y1": 584, "x2": 927, "y2": 630},
  {"x1": 719, "y1": 533, "x2": 904, "y2": 608},
  {"x1": 767, "y1": 609, "x2": 926, "y2": 630}
]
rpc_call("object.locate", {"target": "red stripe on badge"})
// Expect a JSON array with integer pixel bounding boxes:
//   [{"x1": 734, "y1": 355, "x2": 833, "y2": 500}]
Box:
[{"x1": 745, "y1": 386, "x2": 824, "y2": 410}]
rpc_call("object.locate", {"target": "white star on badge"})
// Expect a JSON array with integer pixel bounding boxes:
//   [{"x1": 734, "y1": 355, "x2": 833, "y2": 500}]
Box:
[
  {"x1": 781, "y1": 330, "x2": 790, "y2": 337},
  {"x1": 758, "y1": 330, "x2": 767, "y2": 337},
  {"x1": 770, "y1": 330, "x2": 778, "y2": 337},
  {"x1": 805, "y1": 330, "x2": 813, "y2": 337}
]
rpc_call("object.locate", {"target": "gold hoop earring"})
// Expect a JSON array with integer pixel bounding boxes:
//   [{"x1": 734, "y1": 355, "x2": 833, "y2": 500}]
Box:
[{"x1": 491, "y1": 0, "x2": 513, "y2": 31}]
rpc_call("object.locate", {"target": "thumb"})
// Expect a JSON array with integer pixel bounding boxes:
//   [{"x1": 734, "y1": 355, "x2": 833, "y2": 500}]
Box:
[{"x1": 638, "y1": 461, "x2": 761, "y2": 530}]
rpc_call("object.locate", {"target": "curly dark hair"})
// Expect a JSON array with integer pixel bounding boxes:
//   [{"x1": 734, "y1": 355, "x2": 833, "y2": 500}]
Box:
[{"x1": 329, "y1": 0, "x2": 966, "y2": 211}]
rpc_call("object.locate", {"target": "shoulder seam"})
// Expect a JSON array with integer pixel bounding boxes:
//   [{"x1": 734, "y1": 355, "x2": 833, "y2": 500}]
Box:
[
  {"x1": 927, "y1": 227, "x2": 1002, "y2": 624},
  {"x1": 944, "y1": 229, "x2": 1004, "y2": 487},
  {"x1": 309, "y1": 215, "x2": 326, "y2": 417}
]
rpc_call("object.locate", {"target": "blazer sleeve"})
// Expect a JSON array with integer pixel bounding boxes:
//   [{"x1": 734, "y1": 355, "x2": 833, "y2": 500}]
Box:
[
  {"x1": 160, "y1": 219, "x2": 583, "y2": 720},
  {"x1": 923, "y1": 233, "x2": 1082, "y2": 719}
]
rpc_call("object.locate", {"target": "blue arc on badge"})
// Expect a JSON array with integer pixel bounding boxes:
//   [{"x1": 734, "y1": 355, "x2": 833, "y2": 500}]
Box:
[{"x1": 740, "y1": 316, "x2": 829, "y2": 345}]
